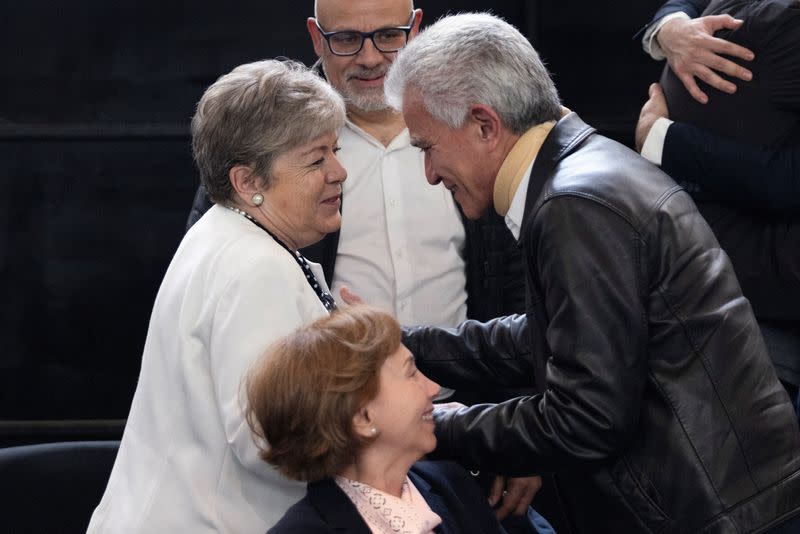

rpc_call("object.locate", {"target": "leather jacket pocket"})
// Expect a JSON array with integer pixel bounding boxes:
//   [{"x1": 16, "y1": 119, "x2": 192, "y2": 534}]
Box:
[{"x1": 610, "y1": 457, "x2": 669, "y2": 530}]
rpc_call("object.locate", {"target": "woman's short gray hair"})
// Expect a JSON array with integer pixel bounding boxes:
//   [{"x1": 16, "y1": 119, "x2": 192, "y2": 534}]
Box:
[
  {"x1": 191, "y1": 59, "x2": 346, "y2": 203},
  {"x1": 385, "y1": 13, "x2": 561, "y2": 134}
]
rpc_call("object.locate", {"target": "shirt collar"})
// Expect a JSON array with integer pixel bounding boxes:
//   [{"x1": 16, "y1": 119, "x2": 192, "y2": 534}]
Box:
[
  {"x1": 343, "y1": 119, "x2": 410, "y2": 151},
  {"x1": 504, "y1": 161, "x2": 534, "y2": 241}
]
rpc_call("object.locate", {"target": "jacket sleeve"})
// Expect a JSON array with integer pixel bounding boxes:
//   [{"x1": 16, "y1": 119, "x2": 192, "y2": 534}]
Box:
[
  {"x1": 663, "y1": 122, "x2": 800, "y2": 216},
  {"x1": 430, "y1": 197, "x2": 650, "y2": 476},
  {"x1": 651, "y1": 0, "x2": 708, "y2": 23},
  {"x1": 635, "y1": 0, "x2": 708, "y2": 47},
  {"x1": 209, "y1": 249, "x2": 319, "y2": 482},
  {"x1": 403, "y1": 314, "x2": 536, "y2": 390}
]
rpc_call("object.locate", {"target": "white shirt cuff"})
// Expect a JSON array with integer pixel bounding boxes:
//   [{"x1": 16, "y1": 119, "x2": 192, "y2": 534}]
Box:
[
  {"x1": 640, "y1": 117, "x2": 674, "y2": 167},
  {"x1": 643, "y1": 12, "x2": 690, "y2": 60}
]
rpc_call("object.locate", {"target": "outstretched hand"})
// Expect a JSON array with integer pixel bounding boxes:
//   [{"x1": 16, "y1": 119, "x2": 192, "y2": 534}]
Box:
[{"x1": 657, "y1": 14, "x2": 754, "y2": 104}]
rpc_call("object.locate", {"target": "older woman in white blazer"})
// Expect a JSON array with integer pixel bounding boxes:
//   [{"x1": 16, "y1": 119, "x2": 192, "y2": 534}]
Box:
[{"x1": 87, "y1": 59, "x2": 347, "y2": 533}]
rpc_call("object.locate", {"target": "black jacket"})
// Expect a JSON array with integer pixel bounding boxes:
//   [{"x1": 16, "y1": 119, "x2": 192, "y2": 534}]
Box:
[
  {"x1": 268, "y1": 461, "x2": 508, "y2": 534},
  {"x1": 404, "y1": 113, "x2": 800, "y2": 533},
  {"x1": 655, "y1": 0, "x2": 800, "y2": 383}
]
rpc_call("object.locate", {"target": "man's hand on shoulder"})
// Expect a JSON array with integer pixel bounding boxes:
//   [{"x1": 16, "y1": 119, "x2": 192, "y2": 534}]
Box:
[{"x1": 657, "y1": 14, "x2": 754, "y2": 104}]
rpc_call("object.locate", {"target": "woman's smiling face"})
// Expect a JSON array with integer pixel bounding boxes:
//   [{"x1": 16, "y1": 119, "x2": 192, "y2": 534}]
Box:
[
  {"x1": 364, "y1": 344, "x2": 441, "y2": 462},
  {"x1": 261, "y1": 130, "x2": 347, "y2": 249}
]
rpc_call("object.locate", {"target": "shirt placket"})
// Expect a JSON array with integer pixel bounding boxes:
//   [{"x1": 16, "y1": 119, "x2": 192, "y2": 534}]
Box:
[{"x1": 381, "y1": 148, "x2": 415, "y2": 325}]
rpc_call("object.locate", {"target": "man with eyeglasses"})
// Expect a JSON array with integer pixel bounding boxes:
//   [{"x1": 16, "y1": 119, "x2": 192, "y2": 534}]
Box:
[{"x1": 188, "y1": 1, "x2": 525, "y2": 387}]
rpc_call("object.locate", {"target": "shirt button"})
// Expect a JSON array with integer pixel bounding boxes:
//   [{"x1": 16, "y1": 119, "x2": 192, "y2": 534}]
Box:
[
  {"x1": 389, "y1": 199, "x2": 398, "y2": 207},
  {"x1": 400, "y1": 301, "x2": 407, "y2": 309}
]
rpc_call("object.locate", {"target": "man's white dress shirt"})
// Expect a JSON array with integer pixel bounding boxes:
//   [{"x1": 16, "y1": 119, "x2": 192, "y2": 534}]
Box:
[{"x1": 332, "y1": 121, "x2": 468, "y2": 327}]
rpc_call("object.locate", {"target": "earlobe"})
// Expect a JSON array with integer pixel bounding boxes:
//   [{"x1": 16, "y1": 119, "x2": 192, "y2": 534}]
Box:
[
  {"x1": 469, "y1": 104, "x2": 500, "y2": 145},
  {"x1": 229, "y1": 165, "x2": 260, "y2": 203},
  {"x1": 352, "y1": 406, "x2": 375, "y2": 439}
]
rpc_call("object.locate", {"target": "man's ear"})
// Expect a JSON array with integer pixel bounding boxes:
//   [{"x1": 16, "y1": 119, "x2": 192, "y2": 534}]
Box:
[
  {"x1": 409, "y1": 9, "x2": 423, "y2": 39},
  {"x1": 467, "y1": 104, "x2": 503, "y2": 147},
  {"x1": 307, "y1": 18, "x2": 325, "y2": 57},
  {"x1": 229, "y1": 165, "x2": 260, "y2": 205},
  {"x1": 352, "y1": 405, "x2": 375, "y2": 439}
]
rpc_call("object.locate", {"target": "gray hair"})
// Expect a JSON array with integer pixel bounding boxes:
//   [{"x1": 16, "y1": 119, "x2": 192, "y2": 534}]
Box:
[
  {"x1": 385, "y1": 13, "x2": 561, "y2": 134},
  {"x1": 191, "y1": 59, "x2": 346, "y2": 203}
]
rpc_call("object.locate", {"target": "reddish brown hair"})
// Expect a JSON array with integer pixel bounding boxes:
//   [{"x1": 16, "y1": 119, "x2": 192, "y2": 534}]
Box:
[{"x1": 245, "y1": 305, "x2": 401, "y2": 482}]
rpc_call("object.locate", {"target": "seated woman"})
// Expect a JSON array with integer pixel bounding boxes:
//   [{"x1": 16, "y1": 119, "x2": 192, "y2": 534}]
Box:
[
  {"x1": 246, "y1": 306, "x2": 554, "y2": 533},
  {"x1": 88, "y1": 59, "x2": 347, "y2": 532}
]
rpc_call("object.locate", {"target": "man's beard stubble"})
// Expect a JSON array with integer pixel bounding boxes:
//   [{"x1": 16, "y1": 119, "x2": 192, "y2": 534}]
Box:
[{"x1": 324, "y1": 63, "x2": 391, "y2": 113}]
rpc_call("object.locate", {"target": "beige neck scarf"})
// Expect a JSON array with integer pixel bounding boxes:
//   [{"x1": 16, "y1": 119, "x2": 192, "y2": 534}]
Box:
[
  {"x1": 493, "y1": 108, "x2": 571, "y2": 216},
  {"x1": 492, "y1": 121, "x2": 555, "y2": 216}
]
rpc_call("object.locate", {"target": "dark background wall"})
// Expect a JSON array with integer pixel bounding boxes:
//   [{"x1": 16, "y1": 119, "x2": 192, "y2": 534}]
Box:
[{"x1": 0, "y1": 1, "x2": 664, "y2": 440}]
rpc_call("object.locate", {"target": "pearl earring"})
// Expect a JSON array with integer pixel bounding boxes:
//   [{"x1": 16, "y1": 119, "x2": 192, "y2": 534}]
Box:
[
  {"x1": 370, "y1": 427, "x2": 378, "y2": 436},
  {"x1": 251, "y1": 192, "x2": 264, "y2": 206}
]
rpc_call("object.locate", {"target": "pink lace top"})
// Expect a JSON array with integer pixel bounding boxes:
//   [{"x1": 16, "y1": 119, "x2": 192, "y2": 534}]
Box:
[{"x1": 334, "y1": 475, "x2": 443, "y2": 534}]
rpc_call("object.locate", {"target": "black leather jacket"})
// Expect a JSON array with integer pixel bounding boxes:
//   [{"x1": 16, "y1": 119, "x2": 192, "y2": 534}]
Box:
[{"x1": 404, "y1": 114, "x2": 800, "y2": 533}]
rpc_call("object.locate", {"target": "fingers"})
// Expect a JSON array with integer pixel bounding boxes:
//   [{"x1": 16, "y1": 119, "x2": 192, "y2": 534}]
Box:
[
  {"x1": 677, "y1": 70, "x2": 710, "y2": 104},
  {"x1": 488, "y1": 475, "x2": 505, "y2": 507},
  {"x1": 513, "y1": 476, "x2": 542, "y2": 516},
  {"x1": 703, "y1": 14, "x2": 745, "y2": 33},
  {"x1": 701, "y1": 53, "x2": 752, "y2": 85},
  {"x1": 709, "y1": 38, "x2": 755, "y2": 64},
  {"x1": 492, "y1": 476, "x2": 542, "y2": 520},
  {"x1": 694, "y1": 64, "x2": 737, "y2": 94},
  {"x1": 703, "y1": 39, "x2": 753, "y2": 82},
  {"x1": 338, "y1": 286, "x2": 364, "y2": 306},
  {"x1": 648, "y1": 82, "x2": 666, "y2": 105}
]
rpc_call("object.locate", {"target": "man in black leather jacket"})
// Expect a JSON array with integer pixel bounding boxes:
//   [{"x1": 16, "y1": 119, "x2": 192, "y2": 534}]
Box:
[{"x1": 385, "y1": 13, "x2": 800, "y2": 534}]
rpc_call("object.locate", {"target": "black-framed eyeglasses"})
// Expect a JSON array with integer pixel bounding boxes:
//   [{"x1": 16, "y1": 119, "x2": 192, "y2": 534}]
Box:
[{"x1": 314, "y1": 13, "x2": 415, "y2": 56}]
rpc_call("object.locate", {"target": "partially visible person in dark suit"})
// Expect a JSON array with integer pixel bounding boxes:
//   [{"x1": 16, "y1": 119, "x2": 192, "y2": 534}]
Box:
[
  {"x1": 384, "y1": 12, "x2": 800, "y2": 533},
  {"x1": 245, "y1": 306, "x2": 555, "y2": 534},
  {"x1": 637, "y1": 0, "x2": 800, "y2": 406},
  {"x1": 639, "y1": 0, "x2": 754, "y2": 104},
  {"x1": 637, "y1": 0, "x2": 799, "y2": 214}
]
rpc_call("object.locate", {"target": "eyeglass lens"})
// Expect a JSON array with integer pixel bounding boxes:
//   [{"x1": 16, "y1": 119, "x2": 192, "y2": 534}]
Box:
[{"x1": 329, "y1": 29, "x2": 407, "y2": 54}]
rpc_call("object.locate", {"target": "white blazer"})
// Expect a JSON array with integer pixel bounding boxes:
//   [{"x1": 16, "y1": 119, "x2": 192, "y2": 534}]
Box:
[{"x1": 87, "y1": 205, "x2": 330, "y2": 533}]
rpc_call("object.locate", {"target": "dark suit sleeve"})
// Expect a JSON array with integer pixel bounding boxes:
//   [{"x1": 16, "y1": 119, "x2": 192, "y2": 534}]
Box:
[
  {"x1": 430, "y1": 198, "x2": 650, "y2": 476},
  {"x1": 651, "y1": 0, "x2": 708, "y2": 23},
  {"x1": 185, "y1": 184, "x2": 214, "y2": 232},
  {"x1": 662, "y1": 122, "x2": 800, "y2": 215},
  {"x1": 403, "y1": 314, "x2": 536, "y2": 391}
]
